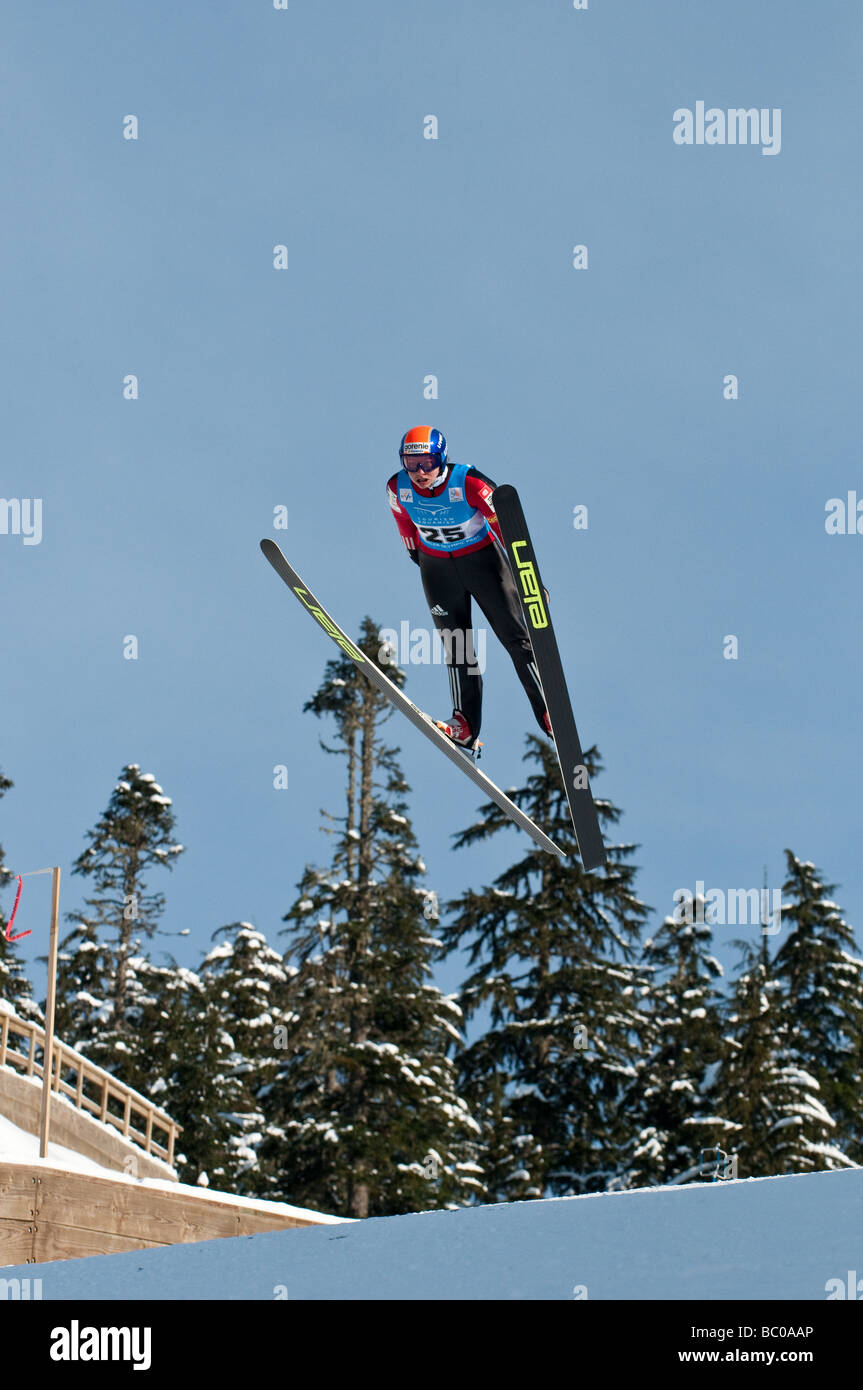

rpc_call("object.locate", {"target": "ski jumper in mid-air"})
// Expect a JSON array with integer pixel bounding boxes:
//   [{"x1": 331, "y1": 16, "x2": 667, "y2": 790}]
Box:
[{"x1": 387, "y1": 425, "x2": 551, "y2": 748}]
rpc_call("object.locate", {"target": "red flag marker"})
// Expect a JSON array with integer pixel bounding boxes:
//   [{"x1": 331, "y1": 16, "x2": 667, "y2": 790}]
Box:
[{"x1": 5, "y1": 875, "x2": 31, "y2": 941}]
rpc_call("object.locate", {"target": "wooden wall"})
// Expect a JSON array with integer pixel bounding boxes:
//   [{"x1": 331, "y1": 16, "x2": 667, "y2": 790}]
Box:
[{"x1": 0, "y1": 1162, "x2": 339, "y2": 1267}]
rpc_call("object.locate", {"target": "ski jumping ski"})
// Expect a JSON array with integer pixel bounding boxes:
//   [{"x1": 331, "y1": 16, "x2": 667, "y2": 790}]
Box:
[
  {"x1": 260, "y1": 539, "x2": 566, "y2": 860},
  {"x1": 492, "y1": 485, "x2": 607, "y2": 871}
]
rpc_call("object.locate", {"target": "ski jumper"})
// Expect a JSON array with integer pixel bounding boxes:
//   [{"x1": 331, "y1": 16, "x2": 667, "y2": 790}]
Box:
[{"x1": 386, "y1": 462, "x2": 547, "y2": 738}]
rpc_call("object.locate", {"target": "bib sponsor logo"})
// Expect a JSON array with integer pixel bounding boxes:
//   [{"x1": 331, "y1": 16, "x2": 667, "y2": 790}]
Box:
[
  {"x1": 511, "y1": 540, "x2": 548, "y2": 629},
  {"x1": 399, "y1": 488, "x2": 414, "y2": 503},
  {"x1": 448, "y1": 487, "x2": 463, "y2": 502},
  {"x1": 414, "y1": 501, "x2": 450, "y2": 519}
]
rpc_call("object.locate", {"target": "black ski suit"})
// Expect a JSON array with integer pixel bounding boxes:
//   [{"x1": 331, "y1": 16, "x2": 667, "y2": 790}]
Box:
[{"x1": 386, "y1": 465, "x2": 547, "y2": 739}]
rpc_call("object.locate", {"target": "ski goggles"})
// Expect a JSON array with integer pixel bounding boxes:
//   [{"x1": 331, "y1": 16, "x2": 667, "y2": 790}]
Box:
[{"x1": 401, "y1": 454, "x2": 442, "y2": 473}]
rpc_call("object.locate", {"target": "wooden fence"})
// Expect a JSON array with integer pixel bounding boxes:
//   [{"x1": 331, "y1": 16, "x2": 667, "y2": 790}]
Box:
[{"x1": 0, "y1": 1010, "x2": 180, "y2": 1168}]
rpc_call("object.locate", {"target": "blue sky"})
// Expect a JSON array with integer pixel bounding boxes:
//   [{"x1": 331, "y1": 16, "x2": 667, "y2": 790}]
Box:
[{"x1": 2, "y1": 1, "x2": 862, "y2": 1000}]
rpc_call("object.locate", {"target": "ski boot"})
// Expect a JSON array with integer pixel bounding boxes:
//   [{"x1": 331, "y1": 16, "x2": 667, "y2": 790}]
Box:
[{"x1": 435, "y1": 711, "x2": 482, "y2": 757}]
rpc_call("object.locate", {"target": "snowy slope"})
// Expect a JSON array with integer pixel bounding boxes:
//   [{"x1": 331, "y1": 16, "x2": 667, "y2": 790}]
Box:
[
  {"x1": 8, "y1": 1168, "x2": 862, "y2": 1300},
  {"x1": 0, "y1": 1111, "x2": 126, "y2": 1178}
]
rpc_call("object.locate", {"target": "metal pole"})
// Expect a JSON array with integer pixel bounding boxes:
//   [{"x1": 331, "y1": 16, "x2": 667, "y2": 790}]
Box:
[{"x1": 38, "y1": 867, "x2": 61, "y2": 1159}]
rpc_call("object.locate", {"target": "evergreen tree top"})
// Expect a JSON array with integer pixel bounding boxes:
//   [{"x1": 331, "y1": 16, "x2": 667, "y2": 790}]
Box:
[
  {"x1": 442, "y1": 737, "x2": 649, "y2": 977},
  {"x1": 73, "y1": 763, "x2": 184, "y2": 876},
  {"x1": 774, "y1": 850, "x2": 862, "y2": 992}
]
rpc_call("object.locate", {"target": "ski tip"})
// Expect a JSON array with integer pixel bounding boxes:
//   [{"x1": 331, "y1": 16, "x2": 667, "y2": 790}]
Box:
[{"x1": 581, "y1": 853, "x2": 608, "y2": 873}]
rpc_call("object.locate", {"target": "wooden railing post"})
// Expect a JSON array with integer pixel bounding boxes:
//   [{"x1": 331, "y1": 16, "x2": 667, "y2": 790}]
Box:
[{"x1": 38, "y1": 866, "x2": 61, "y2": 1158}]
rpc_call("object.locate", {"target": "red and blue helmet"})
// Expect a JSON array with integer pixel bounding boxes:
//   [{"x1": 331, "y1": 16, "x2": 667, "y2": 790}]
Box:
[{"x1": 399, "y1": 426, "x2": 447, "y2": 470}]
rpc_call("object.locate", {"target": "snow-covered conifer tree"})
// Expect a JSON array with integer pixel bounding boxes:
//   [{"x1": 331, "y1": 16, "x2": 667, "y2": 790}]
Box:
[
  {"x1": 441, "y1": 738, "x2": 648, "y2": 1199},
  {"x1": 263, "y1": 619, "x2": 480, "y2": 1217},
  {"x1": 626, "y1": 896, "x2": 725, "y2": 1186}
]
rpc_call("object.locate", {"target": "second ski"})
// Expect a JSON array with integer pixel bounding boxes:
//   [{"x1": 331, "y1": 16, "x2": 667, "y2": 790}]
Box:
[{"x1": 492, "y1": 485, "x2": 607, "y2": 871}]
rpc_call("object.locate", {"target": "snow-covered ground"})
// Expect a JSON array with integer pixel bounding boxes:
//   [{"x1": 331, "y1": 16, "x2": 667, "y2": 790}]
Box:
[
  {"x1": 6, "y1": 1167, "x2": 861, "y2": 1300},
  {"x1": 0, "y1": 1112, "x2": 120, "y2": 1178}
]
